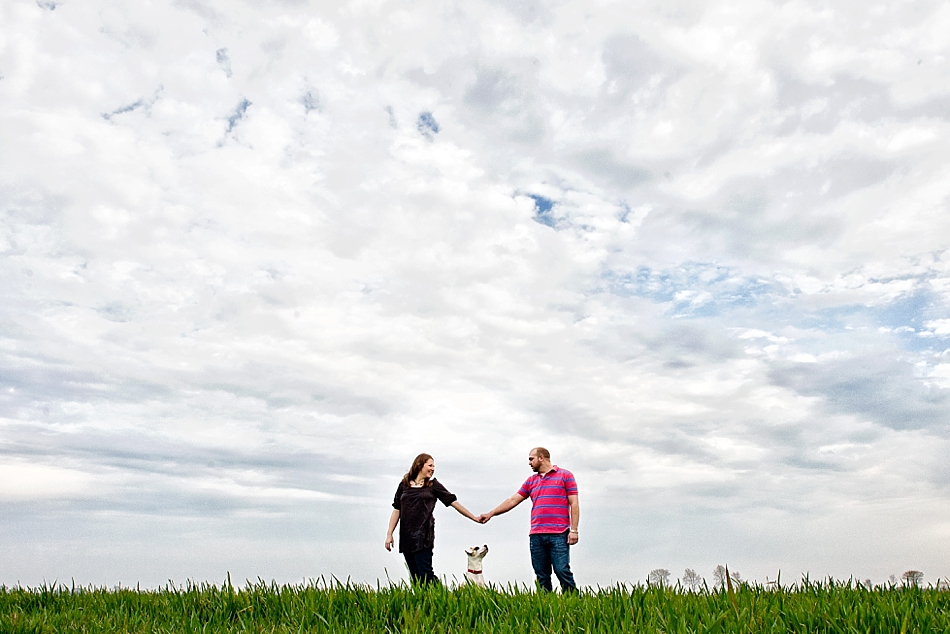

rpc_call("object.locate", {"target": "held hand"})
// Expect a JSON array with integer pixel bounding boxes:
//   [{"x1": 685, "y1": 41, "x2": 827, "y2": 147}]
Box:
[
  {"x1": 477, "y1": 513, "x2": 491, "y2": 524},
  {"x1": 385, "y1": 535, "x2": 394, "y2": 551},
  {"x1": 567, "y1": 531, "x2": 579, "y2": 546}
]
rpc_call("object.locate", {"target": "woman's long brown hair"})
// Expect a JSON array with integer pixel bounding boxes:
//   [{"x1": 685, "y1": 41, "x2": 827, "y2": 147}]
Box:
[{"x1": 401, "y1": 453, "x2": 434, "y2": 487}]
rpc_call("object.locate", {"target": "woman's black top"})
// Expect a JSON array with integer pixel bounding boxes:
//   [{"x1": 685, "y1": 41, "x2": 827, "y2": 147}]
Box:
[{"x1": 392, "y1": 478, "x2": 457, "y2": 553}]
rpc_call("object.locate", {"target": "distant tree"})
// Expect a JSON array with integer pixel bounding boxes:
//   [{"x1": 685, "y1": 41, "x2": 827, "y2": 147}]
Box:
[
  {"x1": 648, "y1": 569, "x2": 671, "y2": 587},
  {"x1": 863, "y1": 579, "x2": 873, "y2": 589},
  {"x1": 889, "y1": 575, "x2": 898, "y2": 585},
  {"x1": 937, "y1": 579, "x2": 949, "y2": 591},
  {"x1": 730, "y1": 570, "x2": 743, "y2": 586},
  {"x1": 902, "y1": 570, "x2": 924, "y2": 587},
  {"x1": 712, "y1": 565, "x2": 727, "y2": 590},
  {"x1": 682, "y1": 568, "x2": 702, "y2": 592}
]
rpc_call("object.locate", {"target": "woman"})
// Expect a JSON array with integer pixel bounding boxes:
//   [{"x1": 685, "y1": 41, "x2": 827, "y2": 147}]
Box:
[{"x1": 384, "y1": 453, "x2": 479, "y2": 585}]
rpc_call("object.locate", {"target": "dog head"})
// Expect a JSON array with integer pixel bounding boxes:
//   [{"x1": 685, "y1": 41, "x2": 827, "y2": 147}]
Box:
[{"x1": 465, "y1": 544, "x2": 489, "y2": 561}]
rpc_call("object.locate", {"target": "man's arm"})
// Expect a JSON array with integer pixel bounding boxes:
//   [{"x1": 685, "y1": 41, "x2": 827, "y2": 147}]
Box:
[
  {"x1": 479, "y1": 493, "x2": 525, "y2": 523},
  {"x1": 567, "y1": 494, "x2": 579, "y2": 545}
]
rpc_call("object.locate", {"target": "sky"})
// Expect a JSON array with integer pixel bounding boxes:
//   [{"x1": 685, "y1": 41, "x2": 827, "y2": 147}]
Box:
[{"x1": 1, "y1": 0, "x2": 949, "y2": 589}]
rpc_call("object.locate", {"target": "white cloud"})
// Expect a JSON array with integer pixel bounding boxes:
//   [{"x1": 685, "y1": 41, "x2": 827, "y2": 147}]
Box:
[
  {"x1": 924, "y1": 319, "x2": 950, "y2": 336},
  {"x1": 0, "y1": 460, "x2": 96, "y2": 499},
  {"x1": 1, "y1": 0, "x2": 950, "y2": 589}
]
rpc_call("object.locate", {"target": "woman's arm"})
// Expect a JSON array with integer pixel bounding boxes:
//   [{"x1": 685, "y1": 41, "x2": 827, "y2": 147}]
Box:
[
  {"x1": 450, "y1": 500, "x2": 479, "y2": 522},
  {"x1": 385, "y1": 509, "x2": 400, "y2": 551}
]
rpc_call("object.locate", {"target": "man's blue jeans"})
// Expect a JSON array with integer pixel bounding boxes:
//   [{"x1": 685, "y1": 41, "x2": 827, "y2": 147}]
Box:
[{"x1": 529, "y1": 530, "x2": 577, "y2": 592}]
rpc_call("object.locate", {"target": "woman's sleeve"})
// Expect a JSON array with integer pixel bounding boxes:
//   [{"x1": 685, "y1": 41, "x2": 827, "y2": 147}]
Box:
[
  {"x1": 392, "y1": 482, "x2": 403, "y2": 509},
  {"x1": 431, "y1": 479, "x2": 458, "y2": 506}
]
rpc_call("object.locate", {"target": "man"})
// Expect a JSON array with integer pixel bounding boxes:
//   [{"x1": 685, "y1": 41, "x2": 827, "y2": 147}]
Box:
[{"x1": 479, "y1": 447, "x2": 579, "y2": 592}]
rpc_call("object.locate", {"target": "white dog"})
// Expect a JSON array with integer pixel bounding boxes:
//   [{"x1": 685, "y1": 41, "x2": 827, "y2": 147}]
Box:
[{"x1": 464, "y1": 545, "x2": 489, "y2": 587}]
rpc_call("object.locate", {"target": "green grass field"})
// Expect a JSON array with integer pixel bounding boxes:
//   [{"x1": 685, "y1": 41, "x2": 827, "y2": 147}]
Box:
[{"x1": 2, "y1": 577, "x2": 948, "y2": 633}]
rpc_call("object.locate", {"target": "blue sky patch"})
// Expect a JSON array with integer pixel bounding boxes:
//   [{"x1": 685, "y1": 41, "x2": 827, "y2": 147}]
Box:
[
  {"x1": 795, "y1": 290, "x2": 940, "y2": 351},
  {"x1": 869, "y1": 291, "x2": 940, "y2": 351},
  {"x1": 216, "y1": 48, "x2": 232, "y2": 78},
  {"x1": 101, "y1": 86, "x2": 163, "y2": 121},
  {"x1": 873, "y1": 291, "x2": 931, "y2": 331},
  {"x1": 618, "y1": 203, "x2": 632, "y2": 223},
  {"x1": 102, "y1": 99, "x2": 145, "y2": 120},
  {"x1": 226, "y1": 98, "x2": 251, "y2": 134},
  {"x1": 607, "y1": 262, "x2": 775, "y2": 317},
  {"x1": 527, "y1": 194, "x2": 556, "y2": 227},
  {"x1": 796, "y1": 304, "x2": 864, "y2": 331},
  {"x1": 300, "y1": 90, "x2": 320, "y2": 114},
  {"x1": 416, "y1": 111, "x2": 439, "y2": 140}
]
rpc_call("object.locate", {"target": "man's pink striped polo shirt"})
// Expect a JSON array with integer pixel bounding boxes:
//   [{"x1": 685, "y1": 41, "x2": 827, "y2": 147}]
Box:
[{"x1": 516, "y1": 465, "x2": 578, "y2": 535}]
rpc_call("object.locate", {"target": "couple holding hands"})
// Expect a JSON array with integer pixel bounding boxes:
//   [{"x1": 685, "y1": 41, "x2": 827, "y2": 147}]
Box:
[{"x1": 385, "y1": 447, "x2": 580, "y2": 592}]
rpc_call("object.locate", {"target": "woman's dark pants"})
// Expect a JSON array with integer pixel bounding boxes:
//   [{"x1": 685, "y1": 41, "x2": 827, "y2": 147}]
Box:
[
  {"x1": 529, "y1": 530, "x2": 577, "y2": 592},
  {"x1": 403, "y1": 549, "x2": 438, "y2": 585}
]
